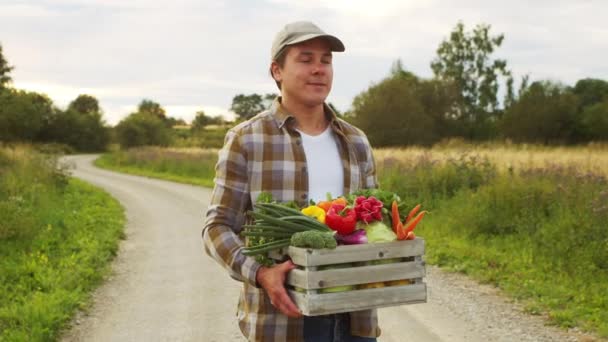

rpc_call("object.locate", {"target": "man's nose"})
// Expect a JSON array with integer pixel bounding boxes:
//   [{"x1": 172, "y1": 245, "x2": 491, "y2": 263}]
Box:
[{"x1": 311, "y1": 62, "x2": 328, "y2": 75}]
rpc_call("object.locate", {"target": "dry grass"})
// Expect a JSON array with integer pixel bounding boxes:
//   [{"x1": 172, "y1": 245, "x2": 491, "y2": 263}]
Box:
[
  {"x1": 0, "y1": 143, "x2": 32, "y2": 161},
  {"x1": 375, "y1": 143, "x2": 608, "y2": 177},
  {"x1": 165, "y1": 146, "x2": 219, "y2": 154}
]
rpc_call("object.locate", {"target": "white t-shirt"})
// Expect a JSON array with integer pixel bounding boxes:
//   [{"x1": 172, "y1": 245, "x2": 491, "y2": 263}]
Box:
[{"x1": 296, "y1": 126, "x2": 344, "y2": 203}]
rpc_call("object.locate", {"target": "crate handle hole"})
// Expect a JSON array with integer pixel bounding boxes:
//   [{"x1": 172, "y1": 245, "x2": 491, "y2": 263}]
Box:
[{"x1": 378, "y1": 251, "x2": 384, "y2": 258}]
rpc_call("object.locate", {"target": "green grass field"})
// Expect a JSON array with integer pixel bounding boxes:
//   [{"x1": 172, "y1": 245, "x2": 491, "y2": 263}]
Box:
[
  {"x1": 0, "y1": 146, "x2": 125, "y2": 341},
  {"x1": 96, "y1": 144, "x2": 608, "y2": 337},
  {"x1": 94, "y1": 147, "x2": 217, "y2": 188}
]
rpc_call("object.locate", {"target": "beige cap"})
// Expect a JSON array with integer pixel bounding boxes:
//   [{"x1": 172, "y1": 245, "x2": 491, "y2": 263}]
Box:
[{"x1": 271, "y1": 21, "x2": 345, "y2": 61}]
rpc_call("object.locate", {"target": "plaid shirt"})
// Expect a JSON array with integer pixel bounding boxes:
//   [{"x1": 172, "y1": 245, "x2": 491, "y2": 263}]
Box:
[{"x1": 203, "y1": 99, "x2": 380, "y2": 341}]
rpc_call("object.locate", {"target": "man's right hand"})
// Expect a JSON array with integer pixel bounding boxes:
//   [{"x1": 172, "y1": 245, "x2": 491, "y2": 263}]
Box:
[{"x1": 256, "y1": 260, "x2": 303, "y2": 318}]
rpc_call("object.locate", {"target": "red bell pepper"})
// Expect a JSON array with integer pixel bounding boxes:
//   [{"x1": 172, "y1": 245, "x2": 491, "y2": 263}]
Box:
[{"x1": 325, "y1": 204, "x2": 357, "y2": 235}]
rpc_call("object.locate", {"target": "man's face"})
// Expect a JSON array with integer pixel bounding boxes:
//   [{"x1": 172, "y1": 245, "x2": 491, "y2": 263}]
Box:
[{"x1": 272, "y1": 38, "x2": 333, "y2": 108}]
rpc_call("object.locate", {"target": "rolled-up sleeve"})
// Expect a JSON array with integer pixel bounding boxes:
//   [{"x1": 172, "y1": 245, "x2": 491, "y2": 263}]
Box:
[{"x1": 202, "y1": 129, "x2": 261, "y2": 287}]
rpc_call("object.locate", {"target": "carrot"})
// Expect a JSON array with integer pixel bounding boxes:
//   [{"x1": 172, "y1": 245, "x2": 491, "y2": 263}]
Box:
[
  {"x1": 403, "y1": 211, "x2": 427, "y2": 234},
  {"x1": 396, "y1": 222, "x2": 407, "y2": 240},
  {"x1": 391, "y1": 200, "x2": 401, "y2": 233},
  {"x1": 405, "y1": 204, "x2": 421, "y2": 224},
  {"x1": 405, "y1": 231, "x2": 415, "y2": 240}
]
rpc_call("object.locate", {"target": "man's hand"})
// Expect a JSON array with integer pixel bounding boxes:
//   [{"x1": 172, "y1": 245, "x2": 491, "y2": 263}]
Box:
[{"x1": 256, "y1": 260, "x2": 303, "y2": 318}]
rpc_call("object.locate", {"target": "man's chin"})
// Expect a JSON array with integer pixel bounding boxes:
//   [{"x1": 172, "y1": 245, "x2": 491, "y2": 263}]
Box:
[{"x1": 302, "y1": 94, "x2": 329, "y2": 107}]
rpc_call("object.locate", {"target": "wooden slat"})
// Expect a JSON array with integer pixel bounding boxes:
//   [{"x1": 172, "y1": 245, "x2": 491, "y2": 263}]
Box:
[
  {"x1": 288, "y1": 283, "x2": 427, "y2": 316},
  {"x1": 284, "y1": 238, "x2": 425, "y2": 266},
  {"x1": 287, "y1": 260, "x2": 425, "y2": 289}
]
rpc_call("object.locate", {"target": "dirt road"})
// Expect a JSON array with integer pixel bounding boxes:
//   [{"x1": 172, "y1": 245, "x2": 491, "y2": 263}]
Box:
[{"x1": 59, "y1": 155, "x2": 583, "y2": 342}]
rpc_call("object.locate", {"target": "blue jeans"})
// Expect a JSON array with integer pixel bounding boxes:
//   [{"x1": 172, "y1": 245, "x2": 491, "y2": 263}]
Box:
[{"x1": 303, "y1": 313, "x2": 377, "y2": 342}]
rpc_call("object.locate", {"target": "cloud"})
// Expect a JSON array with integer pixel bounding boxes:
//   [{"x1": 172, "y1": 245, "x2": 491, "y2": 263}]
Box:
[{"x1": 2, "y1": 0, "x2": 607, "y2": 124}]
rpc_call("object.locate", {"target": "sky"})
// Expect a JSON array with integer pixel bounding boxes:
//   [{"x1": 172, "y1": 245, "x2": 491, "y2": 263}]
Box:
[{"x1": 1, "y1": 0, "x2": 607, "y2": 125}]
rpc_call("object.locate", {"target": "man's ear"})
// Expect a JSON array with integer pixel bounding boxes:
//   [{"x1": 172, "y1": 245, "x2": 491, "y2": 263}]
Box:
[{"x1": 270, "y1": 61, "x2": 282, "y2": 82}]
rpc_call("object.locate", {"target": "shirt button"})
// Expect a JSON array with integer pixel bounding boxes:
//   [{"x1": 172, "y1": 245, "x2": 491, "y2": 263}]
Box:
[{"x1": 301, "y1": 193, "x2": 307, "y2": 199}]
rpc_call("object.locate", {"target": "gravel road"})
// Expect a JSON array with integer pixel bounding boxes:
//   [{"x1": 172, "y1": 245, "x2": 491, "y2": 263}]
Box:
[{"x1": 59, "y1": 155, "x2": 597, "y2": 342}]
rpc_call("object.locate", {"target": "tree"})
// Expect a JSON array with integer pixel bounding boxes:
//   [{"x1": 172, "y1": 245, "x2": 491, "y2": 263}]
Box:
[
  {"x1": 431, "y1": 22, "x2": 511, "y2": 139},
  {"x1": 0, "y1": 89, "x2": 54, "y2": 142},
  {"x1": 68, "y1": 94, "x2": 101, "y2": 115},
  {"x1": 191, "y1": 110, "x2": 211, "y2": 130},
  {"x1": 115, "y1": 112, "x2": 171, "y2": 148},
  {"x1": 39, "y1": 94, "x2": 109, "y2": 151},
  {"x1": 191, "y1": 110, "x2": 225, "y2": 131},
  {"x1": 165, "y1": 117, "x2": 187, "y2": 127},
  {"x1": 500, "y1": 81, "x2": 579, "y2": 144},
  {"x1": 0, "y1": 43, "x2": 14, "y2": 90},
  {"x1": 230, "y1": 94, "x2": 265, "y2": 120},
  {"x1": 263, "y1": 93, "x2": 278, "y2": 109},
  {"x1": 42, "y1": 109, "x2": 110, "y2": 151},
  {"x1": 580, "y1": 99, "x2": 608, "y2": 141},
  {"x1": 504, "y1": 75, "x2": 530, "y2": 110},
  {"x1": 137, "y1": 99, "x2": 167, "y2": 121},
  {"x1": 572, "y1": 78, "x2": 608, "y2": 110},
  {"x1": 349, "y1": 64, "x2": 458, "y2": 146}
]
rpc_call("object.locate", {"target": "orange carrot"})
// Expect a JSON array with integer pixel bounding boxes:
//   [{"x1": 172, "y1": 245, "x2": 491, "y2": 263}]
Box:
[
  {"x1": 403, "y1": 211, "x2": 427, "y2": 234},
  {"x1": 396, "y1": 222, "x2": 407, "y2": 240},
  {"x1": 405, "y1": 231, "x2": 415, "y2": 240},
  {"x1": 391, "y1": 200, "x2": 401, "y2": 233},
  {"x1": 405, "y1": 204, "x2": 421, "y2": 224}
]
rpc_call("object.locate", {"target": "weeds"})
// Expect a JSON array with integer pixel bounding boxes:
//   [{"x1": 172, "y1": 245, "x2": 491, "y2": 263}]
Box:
[{"x1": 0, "y1": 146, "x2": 125, "y2": 341}]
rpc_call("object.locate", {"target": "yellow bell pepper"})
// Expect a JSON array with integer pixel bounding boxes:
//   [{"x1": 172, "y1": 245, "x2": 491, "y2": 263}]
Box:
[{"x1": 301, "y1": 205, "x2": 326, "y2": 224}]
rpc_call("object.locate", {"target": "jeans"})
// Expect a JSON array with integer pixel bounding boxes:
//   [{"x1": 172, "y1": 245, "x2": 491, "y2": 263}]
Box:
[{"x1": 303, "y1": 313, "x2": 377, "y2": 342}]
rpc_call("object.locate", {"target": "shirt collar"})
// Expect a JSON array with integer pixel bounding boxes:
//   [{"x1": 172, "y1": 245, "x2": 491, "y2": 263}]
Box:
[{"x1": 270, "y1": 97, "x2": 346, "y2": 138}]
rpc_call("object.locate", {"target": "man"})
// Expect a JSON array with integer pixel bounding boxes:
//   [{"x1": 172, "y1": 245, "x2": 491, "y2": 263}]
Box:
[{"x1": 203, "y1": 21, "x2": 379, "y2": 341}]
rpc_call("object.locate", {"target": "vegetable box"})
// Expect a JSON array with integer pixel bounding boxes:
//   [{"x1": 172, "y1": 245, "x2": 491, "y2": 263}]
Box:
[{"x1": 269, "y1": 238, "x2": 427, "y2": 316}]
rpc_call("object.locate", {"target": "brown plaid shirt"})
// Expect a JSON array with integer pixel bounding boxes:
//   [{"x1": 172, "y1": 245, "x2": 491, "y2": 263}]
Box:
[{"x1": 203, "y1": 98, "x2": 380, "y2": 341}]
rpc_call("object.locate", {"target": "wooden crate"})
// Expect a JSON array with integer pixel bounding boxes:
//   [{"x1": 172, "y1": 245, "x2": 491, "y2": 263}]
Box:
[{"x1": 269, "y1": 238, "x2": 427, "y2": 316}]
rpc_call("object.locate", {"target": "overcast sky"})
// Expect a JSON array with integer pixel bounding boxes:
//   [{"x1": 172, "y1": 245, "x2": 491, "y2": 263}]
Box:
[{"x1": 1, "y1": 0, "x2": 607, "y2": 125}]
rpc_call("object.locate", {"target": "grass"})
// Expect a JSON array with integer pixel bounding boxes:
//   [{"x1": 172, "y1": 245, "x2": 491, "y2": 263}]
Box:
[
  {"x1": 171, "y1": 126, "x2": 229, "y2": 149},
  {"x1": 375, "y1": 140, "x2": 608, "y2": 178},
  {"x1": 0, "y1": 145, "x2": 125, "y2": 341},
  {"x1": 94, "y1": 147, "x2": 218, "y2": 188},
  {"x1": 379, "y1": 152, "x2": 608, "y2": 337},
  {"x1": 95, "y1": 142, "x2": 608, "y2": 337}
]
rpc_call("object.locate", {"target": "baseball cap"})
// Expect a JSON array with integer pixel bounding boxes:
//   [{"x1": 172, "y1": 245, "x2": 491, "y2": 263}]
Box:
[{"x1": 271, "y1": 21, "x2": 345, "y2": 61}]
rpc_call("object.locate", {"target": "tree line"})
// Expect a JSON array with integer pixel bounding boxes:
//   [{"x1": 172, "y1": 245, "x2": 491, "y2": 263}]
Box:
[
  {"x1": 348, "y1": 22, "x2": 608, "y2": 146},
  {"x1": 1, "y1": 22, "x2": 607, "y2": 151}
]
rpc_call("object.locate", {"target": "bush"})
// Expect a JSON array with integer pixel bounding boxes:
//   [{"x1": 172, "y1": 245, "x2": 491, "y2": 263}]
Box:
[
  {"x1": 0, "y1": 145, "x2": 125, "y2": 341},
  {"x1": 580, "y1": 99, "x2": 608, "y2": 141},
  {"x1": 434, "y1": 164, "x2": 608, "y2": 272},
  {"x1": 0, "y1": 89, "x2": 54, "y2": 142},
  {"x1": 0, "y1": 146, "x2": 70, "y2": 240},
  {"x1": 377, "y1": 151, "x2": 497, "y2": 207},
  {"x1": 41, "y1": 109, "x2": 110, "y2": 152},
  {"x1": 115, "y1": 112, "x2": 171, "y2": 148}
]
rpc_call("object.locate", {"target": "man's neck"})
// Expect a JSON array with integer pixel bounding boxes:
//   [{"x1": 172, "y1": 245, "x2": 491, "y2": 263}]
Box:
[{"x1": 281, "y1": 97, "x2": 328, "y2": 136}]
